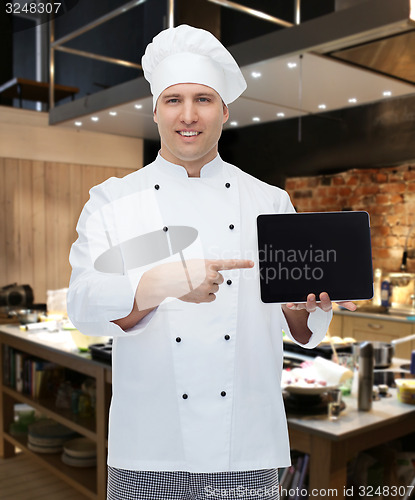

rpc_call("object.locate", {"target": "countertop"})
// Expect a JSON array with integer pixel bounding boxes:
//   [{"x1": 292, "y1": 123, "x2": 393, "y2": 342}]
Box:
[
  {"x1": 2, "y1": 323, "x2": 415, "y2": 440},
  {"x1": 286, "y1": 374, "x2": 415, "y2": 497},
  {"x1": 287, "y1": 388, "x2": 415, "y2": 440},
  {"x1": 0, "y1": 323, "x2": 107, "y2": 368},
  {"x1": 3, "y1": 323, "x2": 415, "y2": 499},
  {"x1": 0, "y1": 323, "x2": 78, "y2": 350},
  {"x1": 334, "y1": 307, "x2": 415, "y2": 324}
]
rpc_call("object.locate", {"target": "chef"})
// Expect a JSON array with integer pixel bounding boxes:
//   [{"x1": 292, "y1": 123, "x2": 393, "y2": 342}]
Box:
[{"x1": 67, "y1": 25, "x2": 356, "y2": 500}]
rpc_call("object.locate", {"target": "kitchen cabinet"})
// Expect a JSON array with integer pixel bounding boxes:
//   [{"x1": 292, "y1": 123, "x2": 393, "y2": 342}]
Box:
[
  {"x1": 334, "y1": 311, "x2": 415, "y2": 359},
  {"x1": 328, "y1": 313, "x2": 343, "y2": 337},
  {"x1": 0, "y1": 325, "x2": 111, "y2": 500}
]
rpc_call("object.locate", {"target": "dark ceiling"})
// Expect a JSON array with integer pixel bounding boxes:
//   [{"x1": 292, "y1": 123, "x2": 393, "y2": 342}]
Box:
[{"x1": 4, "y1": 0, "x2": 414, "y2": 183}]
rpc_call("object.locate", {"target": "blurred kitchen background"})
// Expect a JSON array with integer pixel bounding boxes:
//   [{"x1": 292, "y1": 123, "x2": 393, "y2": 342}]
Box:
[
  {"x1": 1, "y1": 2, "x2": 415, "y2": 499},
  {"x1": 1, "y1": 0, "x2": 415, "y2": 313}
]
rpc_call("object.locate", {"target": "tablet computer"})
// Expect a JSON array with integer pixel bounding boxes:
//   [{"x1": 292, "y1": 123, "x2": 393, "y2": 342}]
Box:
[{"x1": 257, "y1": 211, "x2": 373, "y2": 304}]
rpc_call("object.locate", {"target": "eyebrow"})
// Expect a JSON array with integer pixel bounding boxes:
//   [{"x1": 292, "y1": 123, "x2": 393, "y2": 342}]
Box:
[{"x1": 162, "y1": 92, "x2": 218, "y2": 99}]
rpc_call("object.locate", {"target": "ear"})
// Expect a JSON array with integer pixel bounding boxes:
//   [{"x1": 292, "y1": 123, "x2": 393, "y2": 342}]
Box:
[
  {"x1": 153, "y1": 107, "x2": 158, "y2": 124},
  {"x1": 222, "y1": 103, "x2": 229, "y2": 124}
]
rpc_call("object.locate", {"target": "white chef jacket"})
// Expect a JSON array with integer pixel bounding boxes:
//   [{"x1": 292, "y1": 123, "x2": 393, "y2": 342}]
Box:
[{"x1": 67, "y1": 154, "x2": 332, "y2": 473}]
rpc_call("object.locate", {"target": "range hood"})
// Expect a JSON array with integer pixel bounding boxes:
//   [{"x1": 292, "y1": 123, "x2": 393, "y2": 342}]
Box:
[
  {"x1": 330, "y1": 30, "x2": 415, "y2": 85},
  {"x1": 49, "y1": 0, "x2": 415, "y2": 139}
]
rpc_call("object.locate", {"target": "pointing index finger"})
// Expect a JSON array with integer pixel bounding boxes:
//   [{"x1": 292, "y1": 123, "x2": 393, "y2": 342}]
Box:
[{"x1": 209, "y1": 259, "x2": 255, "y2": 271}]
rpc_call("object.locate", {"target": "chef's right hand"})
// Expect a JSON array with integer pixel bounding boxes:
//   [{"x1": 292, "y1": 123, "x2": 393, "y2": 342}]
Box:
[
  {"x1": 179, "y1": 259, "x2": 254, "y2": 304},
  {"x1": 136, "y1": 259, "x2": 254, "y2": 310}
]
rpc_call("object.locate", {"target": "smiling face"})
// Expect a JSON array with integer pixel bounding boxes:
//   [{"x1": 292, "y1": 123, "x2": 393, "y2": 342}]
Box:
[{"x1": 153, "y1": 83, "x2": 229, "y2": 177}]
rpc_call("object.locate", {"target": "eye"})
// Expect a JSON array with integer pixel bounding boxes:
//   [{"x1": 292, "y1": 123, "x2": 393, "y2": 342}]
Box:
[
  {"x1": 197, "y1": 97, "x2": 211, "y2": 103},
  {"x1": 166, "y1": 98, "x2": 179, "y2": 104}
]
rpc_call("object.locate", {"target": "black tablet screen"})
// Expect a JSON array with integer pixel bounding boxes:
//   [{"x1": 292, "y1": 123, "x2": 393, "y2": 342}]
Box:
[{"x1": 257, "y1": 211, "x2": 373, "y2": 303}]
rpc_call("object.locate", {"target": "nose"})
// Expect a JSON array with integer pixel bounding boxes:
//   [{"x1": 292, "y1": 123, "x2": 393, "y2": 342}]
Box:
[{"x1": 180, "y1": 101, "x2": 198, "y2": 125}]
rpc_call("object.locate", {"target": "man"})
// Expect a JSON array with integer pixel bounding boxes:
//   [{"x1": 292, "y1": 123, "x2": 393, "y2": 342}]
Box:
[{"x1": 67, "y1": 25, "x2": 355, "y2": 500}]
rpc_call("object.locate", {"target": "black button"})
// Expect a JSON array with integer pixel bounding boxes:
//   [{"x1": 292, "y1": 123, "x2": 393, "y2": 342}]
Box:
[
  {"x1": 224, "y1": 335, "x2": 230, "y2": 341},
  {"x1": 154, "y1": 184, "x2": 160, "y2": 190},
  {"x1": 176, "y1": 337, "x2": 181, "y2": 343},
  {"x1": 221, "y1": 391, "x2": 227, "y2": 397},
  {"x1": 227, "y1": 280, "x2": 232, "y2": 286},
  {"x1": 225, "y1": 182, "x2": 231, "y2": 188},
  {"x1": 229, "y1": 224, "x2": 234, "y2": 230},
  {"x1": 182, "y1": 394, "x2": 188, "y2": 400},
  {"x1": 163, "y1": 226, "x2": 168, "y2": 232}
]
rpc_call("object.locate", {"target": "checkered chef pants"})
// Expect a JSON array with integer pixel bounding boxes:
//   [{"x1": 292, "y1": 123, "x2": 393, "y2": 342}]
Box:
[{"x1": 107, "y1": 467, "x2": 280, "y2": 500}]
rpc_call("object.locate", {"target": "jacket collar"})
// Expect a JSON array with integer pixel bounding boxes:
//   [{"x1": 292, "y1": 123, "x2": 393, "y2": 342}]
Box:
[{"x1": 154, "y1": 153, "x2": 224, "y2": 179}]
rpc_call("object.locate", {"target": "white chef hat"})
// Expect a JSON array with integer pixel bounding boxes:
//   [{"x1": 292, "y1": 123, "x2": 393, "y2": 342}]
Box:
[{"x1": 142, "y1": 24, "x2": 247, "y2": 110}]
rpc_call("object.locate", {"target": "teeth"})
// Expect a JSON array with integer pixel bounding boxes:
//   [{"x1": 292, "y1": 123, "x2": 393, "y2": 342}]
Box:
[{"x1": 179, "y1": 131, "x2": 199, "y2": 136}]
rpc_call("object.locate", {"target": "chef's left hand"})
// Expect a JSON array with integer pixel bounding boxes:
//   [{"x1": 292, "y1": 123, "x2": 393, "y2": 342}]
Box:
[{"x1": 285, "y1": 292, "x2": 357, "y2": 313}]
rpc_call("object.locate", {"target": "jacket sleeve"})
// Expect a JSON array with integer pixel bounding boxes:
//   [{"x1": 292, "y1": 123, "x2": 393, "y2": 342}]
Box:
[
  {"x1": 280, "y1": 307, "x2": 333, "y2": 349},
  {"x1": 273, "y1": 187, "x2": 333, "y2": 348},
  {"x1": 274, "y1": 188, "x2": 296, "y2": 215},
  {"x1": 67, "y1": 181, "x2": 157, "y2": 337}
]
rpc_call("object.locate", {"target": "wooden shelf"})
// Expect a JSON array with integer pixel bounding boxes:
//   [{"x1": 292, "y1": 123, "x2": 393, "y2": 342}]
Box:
[
  {"x1": 3, "y1": 386, "x2": 97, "y2": 440},
  {"x1": 1, "y1": 325, "x2": 111, "y2": 499},
  {"x1": 4, "y1": 432, "x2": 97, "y2": 499},
  {"x1": 0, "y1": 77, "x2": 79, "y2": 109}
]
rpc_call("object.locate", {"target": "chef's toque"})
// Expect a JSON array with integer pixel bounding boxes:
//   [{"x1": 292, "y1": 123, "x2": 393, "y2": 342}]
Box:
[{"x1": 141, "y1": 24, "x2": 247, "y2": 110}]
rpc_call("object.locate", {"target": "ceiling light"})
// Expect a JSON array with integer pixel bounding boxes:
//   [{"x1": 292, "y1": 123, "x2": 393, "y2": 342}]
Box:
[
  {"x1": 287, "y1": 62, "x2": 297, "y2": 69},
  {"x1": 318, "y1": 104, "x2": 327, "y2": 110},
  {"x1": 252, "y1": 117, "x2": 260, "y2": 122},
  {"x1": 109, "y1": 111, "x2": 117, "y2": 116},
  {"x1": 277, "y1": 112, "x2": 285, "y2": 118},
  {"x1": 348, "y1": 98, "x2": 357, "y2": 104},
  {"x1": 251, "y1": 71, "x2": 262, "y2": 78},
  {"x1": 383, "y1": 91, "x2": 392, "y2": 97},
  {"x1": 134, "y1": 104, "x2": 143, "y2": 109},
  {"x1": 230, "y1": 121, "x2": 238, "y2": 126},
  {"x1": 74, "y1": 121, "x2": 82, "y2": 127},
  {"x1": 91, "y1": 116, "x2": 99, "y2": 122}
]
